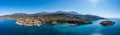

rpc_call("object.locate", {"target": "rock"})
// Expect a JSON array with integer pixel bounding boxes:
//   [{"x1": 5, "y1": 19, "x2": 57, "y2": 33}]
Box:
[{"x1": 100, "y1": 21, "x2": 115, "y2": 26}]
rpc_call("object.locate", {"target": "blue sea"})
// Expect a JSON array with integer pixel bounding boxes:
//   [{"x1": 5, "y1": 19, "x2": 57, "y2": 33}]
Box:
[{"x1": 0, "y1": 18, "x2": 120, "y2": 35}]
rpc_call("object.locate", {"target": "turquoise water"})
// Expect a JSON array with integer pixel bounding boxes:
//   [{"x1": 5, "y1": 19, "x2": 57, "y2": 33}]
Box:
[{"x1": 0, "y1": 18, "x2": 120, "y2": 35}]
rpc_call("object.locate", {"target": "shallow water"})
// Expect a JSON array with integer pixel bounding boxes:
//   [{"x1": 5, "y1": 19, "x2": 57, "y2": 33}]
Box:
[{"x1": 0, "y1": 18, "x2": 120, "y2": 35}]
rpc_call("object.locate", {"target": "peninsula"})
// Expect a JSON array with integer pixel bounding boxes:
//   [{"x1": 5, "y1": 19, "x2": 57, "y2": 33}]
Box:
[{"x1": 0, "y1": 11, "x2": 104, "y2": 26}]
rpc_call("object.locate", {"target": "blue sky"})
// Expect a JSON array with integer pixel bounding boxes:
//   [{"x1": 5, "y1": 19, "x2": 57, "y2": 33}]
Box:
[{"x1": 0, "y1": 0, "x2": 120, "y2": 18}]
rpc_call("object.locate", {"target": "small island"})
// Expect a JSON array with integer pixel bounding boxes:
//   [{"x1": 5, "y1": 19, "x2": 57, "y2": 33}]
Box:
[
  {"x1": 0, "y1": 11, "x2": 104, "y2": 26},
  {"x1": 100, "y1": 21, "x2": 115, "y2": 26}
]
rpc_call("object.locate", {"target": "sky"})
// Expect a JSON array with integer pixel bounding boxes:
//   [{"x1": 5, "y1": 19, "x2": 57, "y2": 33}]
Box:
[{"x1": 0, "y1": 0, "x2": 120, "y2": 18}]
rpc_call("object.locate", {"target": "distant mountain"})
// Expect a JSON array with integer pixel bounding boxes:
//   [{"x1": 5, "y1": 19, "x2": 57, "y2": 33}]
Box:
[{"x1": 0, "y1": 11, "x2": 104, "y2": 26}]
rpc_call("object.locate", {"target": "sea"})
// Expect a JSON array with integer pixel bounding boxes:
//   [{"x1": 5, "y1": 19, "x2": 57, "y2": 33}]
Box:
[{"x1": 0, "y1": 18, "x2": 120, "y2": 35}]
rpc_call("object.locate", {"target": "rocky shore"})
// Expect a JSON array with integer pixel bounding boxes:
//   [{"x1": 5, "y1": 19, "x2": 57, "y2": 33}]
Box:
[{"x1": 0, "y1": 11, "x2": 104, "y2": 26}]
